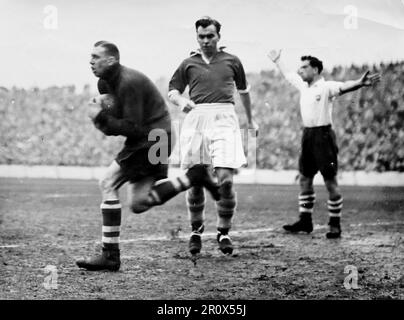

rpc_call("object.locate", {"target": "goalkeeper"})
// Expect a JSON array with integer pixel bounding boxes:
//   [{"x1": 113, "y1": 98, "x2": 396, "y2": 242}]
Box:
[{"x1": 76, "y1": 41, "x2": 220, "y2": 272}]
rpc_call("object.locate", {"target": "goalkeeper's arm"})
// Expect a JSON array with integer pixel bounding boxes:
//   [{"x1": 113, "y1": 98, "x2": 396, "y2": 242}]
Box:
[{"x1": 93, "y1": 111, "x2": 146, "y2": 140}]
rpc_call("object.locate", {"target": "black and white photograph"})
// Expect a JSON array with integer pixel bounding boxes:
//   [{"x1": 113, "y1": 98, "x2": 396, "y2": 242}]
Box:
[{"x1": 0, "y1": 0, "x2": 403, "y2": 308}]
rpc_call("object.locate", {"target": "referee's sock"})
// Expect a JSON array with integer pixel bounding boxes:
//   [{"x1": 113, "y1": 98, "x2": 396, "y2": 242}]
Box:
[
  {"x1": 327, "y1": 196, "x2": 343, "y2": 226},
  {"x1": 101, "y1": 199, "x2": 122, "y2": 251},
  {"x1": 298, "y1": 192, "x2": 316, "y2": 220}
]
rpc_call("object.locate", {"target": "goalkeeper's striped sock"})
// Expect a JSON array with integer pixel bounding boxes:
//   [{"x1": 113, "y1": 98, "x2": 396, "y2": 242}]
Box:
[
  {"x1": 148, "y1": 176, "x2": 191, "y2": 205},
  {"x1": 328, "y1": 196, "x2": 343, "y2": 226},
  {"x1": 299, "y1": 192, "x2": 316, "y2": 220},
  {"x1": 101, "y1": 200, "x2": 121, "y2": 250}
]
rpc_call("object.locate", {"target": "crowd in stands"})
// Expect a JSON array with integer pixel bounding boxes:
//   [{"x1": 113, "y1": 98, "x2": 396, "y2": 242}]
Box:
[{"x1": 1, "y1": 62, "x2": 403, "y2": 171}]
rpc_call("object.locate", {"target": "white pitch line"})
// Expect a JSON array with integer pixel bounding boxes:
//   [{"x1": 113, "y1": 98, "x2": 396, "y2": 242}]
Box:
[{"x1": 1, "y1": 221, "x2": 403, "y2": 249}]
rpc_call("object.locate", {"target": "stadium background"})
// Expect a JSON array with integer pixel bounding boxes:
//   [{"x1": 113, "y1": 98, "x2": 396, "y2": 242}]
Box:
[{"x1": 1, "y1": 62, "x2": 403, "y2": 173}]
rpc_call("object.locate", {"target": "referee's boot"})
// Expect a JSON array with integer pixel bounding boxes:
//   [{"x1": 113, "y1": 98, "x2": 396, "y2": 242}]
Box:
[
  {"x1": 283, "y1": 217, "x2": 313, "y2": 234},
  {"x1": 76, "y1": 248, "x2": 120, "y2": 272},
  {"x1": 186, "y1": 164, "x2": 221, "y2": 201},
  {"x1": 326, "y1": 217, "x2": 342, "y2": 239},
  {"x1": 189, "y1": 223, "x2": 204, "y2": 255},
  {"x1": 217, "y1": 228, "x2": 233, "y2": 255}
]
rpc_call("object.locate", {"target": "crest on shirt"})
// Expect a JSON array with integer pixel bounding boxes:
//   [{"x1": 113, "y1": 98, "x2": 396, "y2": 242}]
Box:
[{"x1": 315, "y1": 94, "x2": 321, "y2": 101}]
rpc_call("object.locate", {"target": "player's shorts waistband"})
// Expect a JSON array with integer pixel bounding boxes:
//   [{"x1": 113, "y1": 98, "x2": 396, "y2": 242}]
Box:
[
  {"x1": 192, "y1": 103, "x2": 235, "y2": 113},
  {"x1": 303, "y1": 124, "x2": 332, "y2": 132}
]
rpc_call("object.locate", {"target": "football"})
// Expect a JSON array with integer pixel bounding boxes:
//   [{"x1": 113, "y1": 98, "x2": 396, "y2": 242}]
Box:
[{"x1": 90, "y1": 93, "x2": 120, "y2": 119}]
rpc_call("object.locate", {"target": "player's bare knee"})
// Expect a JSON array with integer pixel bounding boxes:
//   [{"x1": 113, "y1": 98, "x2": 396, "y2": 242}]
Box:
[
  {"x1": 299, "y1": 174, "x2": 314, "y2": 193},
  {"x1": 219, "y1": 178, "x2": 234, "y2": 198},
  {"x1": 99, "y1": 175, "x2": 112, "y2": 192},
  {"x1": 324, "y1": 178, "x2": 341, "y2": 199},
  {"x1": 188, "y1": 186, "x2": 204, "y2": 197},
  {"x1": 98, "y1": 177, "x2": 117, "y2": 200}
]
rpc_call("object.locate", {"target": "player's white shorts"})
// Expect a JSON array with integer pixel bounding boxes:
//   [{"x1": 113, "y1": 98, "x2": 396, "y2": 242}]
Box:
[{"x1": 180, "y1": 103, "x2": 247, "y2": 170}]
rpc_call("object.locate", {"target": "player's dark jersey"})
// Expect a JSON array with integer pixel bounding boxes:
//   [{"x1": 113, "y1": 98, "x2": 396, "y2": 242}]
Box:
[
  {"x1": 94, "y1": 64, "x2": 172, "y2": 162},
  {"x1": 168, "y1": 49, "x2": 249, "y2": 104}
]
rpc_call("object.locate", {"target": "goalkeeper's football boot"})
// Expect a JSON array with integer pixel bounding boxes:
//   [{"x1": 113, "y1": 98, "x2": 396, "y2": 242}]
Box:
[
  {"x1": 326, "y1": 217, "x2": 342, "y2": 239},
  {"x1": 283, "y1": 217, "x2": 313, "y2": 234},
  {"x1": 186, "y1": 164, "x2": 220, "y2": 201},
  {"x1": 217, "y1": 228, "x2": 233, "y2": 255},
  {"x1": 76, "y1": 248, "x2": 120, "y2": 271},
  {"x1": 189, "y1": 224, "x2": 204, "y2": 255}
]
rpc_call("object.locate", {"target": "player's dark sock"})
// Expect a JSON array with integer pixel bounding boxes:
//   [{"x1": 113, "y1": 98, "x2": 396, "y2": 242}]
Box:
[
  {"x1": 148, "y1": 176, "x2": 191, "y2": 205},
  {"x1": 283, "y1": 192, "x2": 315, "y2": 233},
  {"x1": 216, "y1": 190, "x2": 236, "y2": 232},
  {"x1": 76, "y1": 199, "x2": 121, "y2": 271},
  {"x1": 326, "y1": 196, "x2": 343, "y2": 239},
  {"x1": 298, "y1": 192, "x2": 316, "y2": 220},
  {"x1": 186, "y1": 189, "x2": 205, "y2": 254},
  {"x1": 217, "y1": 228, "x2": 233, "y2": 255},
  {"x1": 101, "y1": 199, "x2": 122, "y2": 251},
  {"x1": 186, "y1": 188, "x2": 205, "y2": 228}
]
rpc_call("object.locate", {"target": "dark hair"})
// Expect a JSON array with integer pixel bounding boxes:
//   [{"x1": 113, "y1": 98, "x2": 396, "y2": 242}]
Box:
[
  {"x1": 195, "y1": 16, "x2": 221, "y2": 35},
  {"x1": 94, "y1": 41, "x2": 120, "y2": 60},
  {"x1": 301, "y1": 55, "x2": 323, "y2": 74}
]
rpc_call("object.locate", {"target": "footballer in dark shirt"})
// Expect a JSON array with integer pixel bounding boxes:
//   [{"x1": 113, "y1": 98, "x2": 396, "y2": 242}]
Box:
[
  {"x1": 168, "y1": 17, "x2": 259, "y2": 256},
  {"x1": 76, "y1": 41, "x2": 220, "y2": 272}
]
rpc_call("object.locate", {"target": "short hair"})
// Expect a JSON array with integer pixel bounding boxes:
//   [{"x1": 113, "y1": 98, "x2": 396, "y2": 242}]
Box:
[
  {"x1": 195, "y1": 16, "x2": 221, "y2": 35},
  {"x1": 94, "y1": 41, "x2": 120, "y2": 60},
  {"x1": 301, "y1": 55, "x2": 323, "y2": 74}
]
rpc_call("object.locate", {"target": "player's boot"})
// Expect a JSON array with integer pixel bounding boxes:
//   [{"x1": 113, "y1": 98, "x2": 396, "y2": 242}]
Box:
[
  {"x1": 283, "y1": 217, "x2": 313, "y2": 234},
  {"x1": 217, "y1": 229, "x2": 233, "y2": 255},
  {"x1": 76, "y1": 248, "x2": 120, "y2": 271},
  {"x1": 189, "y1": 224, "x2": 204, "y2": 255},
  {"x1": 326, "y1": 218, "x2": 342, "y2": 239},
  {"x1": 186, "y1": 164, "x2": 220, "y2": 201}
]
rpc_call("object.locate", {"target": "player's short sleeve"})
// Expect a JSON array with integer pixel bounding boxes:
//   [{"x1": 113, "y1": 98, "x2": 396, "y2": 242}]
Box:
[
  {"x1": 284, "y1": 72, "x2": 306, "y2": 91},
  {"x1": 168, "y1": 61, "x2": 188, "y2": 94},
  {"x1": 232, "y1": 56, "x2": 249, "y2": 93},
  {"x1": 326, "y1": 81, "x2": 344, "y2": 98}
]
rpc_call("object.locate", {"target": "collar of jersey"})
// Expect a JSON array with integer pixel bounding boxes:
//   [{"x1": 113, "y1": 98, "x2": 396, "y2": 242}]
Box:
[
  {"x1": 310, "y1": 77, "x2": 325, "y2": 87},
  {"x1": 189, "y1": 46, "x2": 226, "y2": 56}
]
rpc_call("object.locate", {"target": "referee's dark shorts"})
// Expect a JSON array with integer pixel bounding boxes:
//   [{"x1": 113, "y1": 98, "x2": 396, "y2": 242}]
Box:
[{"x1": 298, "y1": 124, "x2": 339, "y2": 180}]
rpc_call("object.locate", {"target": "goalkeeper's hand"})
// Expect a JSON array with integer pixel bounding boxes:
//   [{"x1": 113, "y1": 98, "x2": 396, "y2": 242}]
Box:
[{"x1": 88, "y1": 97, "x2": 103, "y2": 120}]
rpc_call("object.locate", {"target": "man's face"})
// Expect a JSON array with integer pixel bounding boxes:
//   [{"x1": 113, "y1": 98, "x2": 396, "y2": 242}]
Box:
[
  {"x1": 90, "y1": 46, "x2": 114, "y2": 78},
  {"x1": 298, "y1": 60, "x2": 317, "y2": 82},
  {"x1": 196, "y1": 24, "x2": 220, "y2": 54}
]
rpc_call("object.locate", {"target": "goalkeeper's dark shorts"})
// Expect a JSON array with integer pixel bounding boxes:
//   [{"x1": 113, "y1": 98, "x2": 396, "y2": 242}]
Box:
[
  {"x1": 116, "y1": 130, "x2": 173, "y2": 183},
  {"x1": 298, "y1": 125, "x2": 339, "y2": 180}
]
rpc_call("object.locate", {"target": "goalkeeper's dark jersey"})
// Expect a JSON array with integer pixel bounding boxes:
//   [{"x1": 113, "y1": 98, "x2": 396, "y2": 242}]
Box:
[{"x1": 94, "y1": 64, "x2": 172, "y2": 163}]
